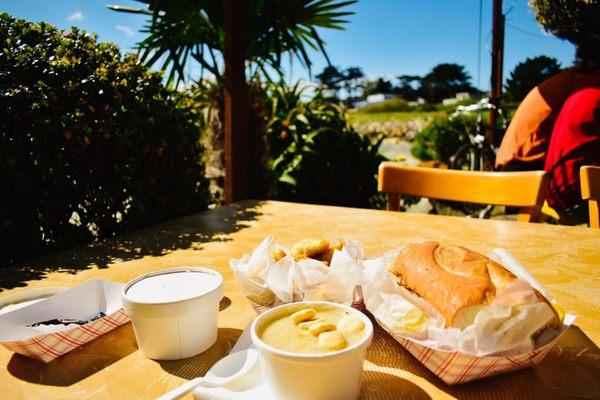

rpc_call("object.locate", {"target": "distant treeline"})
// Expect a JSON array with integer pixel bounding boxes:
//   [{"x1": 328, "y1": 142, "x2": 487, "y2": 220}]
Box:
[{"x1": 317, "y1": 55, "x2": 562, "y2": 105}]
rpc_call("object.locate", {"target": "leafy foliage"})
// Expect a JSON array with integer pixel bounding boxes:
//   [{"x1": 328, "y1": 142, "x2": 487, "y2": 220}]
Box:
[
  {"x1": 109, "y1": 0, "x2": 356, "y2": 84},
  {"x1": 0, "y1": 14, "x2": 210, "y2": 265},
  {"x1": 265, "y1": 82, "x2": 386, "y2": 207},
  {"x1": 505, "y1": 56, "x2": 561, "y2": 101},
  {"x1": 530, "y1": 0, "x2": 600, "y2": 63},
  {"x1": 410, "y1": 116, "x2": 475, "y2": 165}
]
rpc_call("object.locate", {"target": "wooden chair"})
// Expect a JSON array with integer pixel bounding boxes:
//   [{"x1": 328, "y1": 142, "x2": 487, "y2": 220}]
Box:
[
  {"x1": 580, "y1": 165, "x2": 600, "y2": 228},
  {"x1": 377, "y1": 163, "x2": 550, "y2": 222}
]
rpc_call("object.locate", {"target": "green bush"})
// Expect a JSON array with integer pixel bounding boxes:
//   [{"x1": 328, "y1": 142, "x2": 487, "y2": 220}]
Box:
[
  {"x1": 358, "y1": 98, "x2": 411, "y2": 113},
  {"x1": 410, "y1": 116, "x2": 475, "y2": 165},
  {"x1": 0, "y1": 14, "x2": 210, "y2": 265},
  {"x1": 266, "y1": 83, "x2": 386, "y2": 208}
]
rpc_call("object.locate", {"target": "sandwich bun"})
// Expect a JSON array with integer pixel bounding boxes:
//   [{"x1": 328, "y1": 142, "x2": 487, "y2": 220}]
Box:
[{"x1": 389, "y1": 242, "x2": 560, "y2": 331}]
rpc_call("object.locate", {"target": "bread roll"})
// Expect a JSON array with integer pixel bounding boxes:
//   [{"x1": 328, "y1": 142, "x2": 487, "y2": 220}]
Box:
[
  {"x1": 290, "y1": 238, "x2": 345, "y2": 265},
  {"x1": 389, "y1": 242, "x2": 560, "y2": 330}
]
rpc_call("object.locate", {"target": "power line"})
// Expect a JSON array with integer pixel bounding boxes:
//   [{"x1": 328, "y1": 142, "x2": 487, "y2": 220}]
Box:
[
  {"x1": 506, "y1": 23, "x2": 550, "y2": 39},
  {"x1": 476, "y1": 0, "x2": 483, "y2": 89}
]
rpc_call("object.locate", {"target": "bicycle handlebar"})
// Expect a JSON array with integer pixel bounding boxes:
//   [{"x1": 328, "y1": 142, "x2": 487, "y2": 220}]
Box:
[{"x1": 450, "y1": 98, "x2": 498, "y2": 117}]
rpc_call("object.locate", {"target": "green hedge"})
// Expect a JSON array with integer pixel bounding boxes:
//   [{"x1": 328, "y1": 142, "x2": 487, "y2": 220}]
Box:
[
  {"x1": 358, "y1": 98, "x2": 412, "y2": 113},
  {"x1": 410, "y1": 116, "x2": 474, "y2": 165},
  {"x1": 266, "y1": 83, "x2": 386, "y2": 208},
  {"x1": 0, "y1": 14, "x2": 210, "y2": 266}
]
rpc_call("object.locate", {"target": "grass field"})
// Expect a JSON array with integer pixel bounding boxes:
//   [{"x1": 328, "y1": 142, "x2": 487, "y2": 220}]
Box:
[{"x1": 348, "y1": 110, "x2": 443, "y2": 124}]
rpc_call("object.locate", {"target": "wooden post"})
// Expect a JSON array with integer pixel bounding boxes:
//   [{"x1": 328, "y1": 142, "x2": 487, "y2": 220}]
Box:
[
  {"x1": 223, "y1": 0, "x2": 247, "y2": 203},
  {"x1": 488, "y1": 0, "x2": 504, "y2": 144}
]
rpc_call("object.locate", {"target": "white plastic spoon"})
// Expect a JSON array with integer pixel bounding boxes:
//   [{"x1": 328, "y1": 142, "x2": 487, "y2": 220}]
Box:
[{"x1": 157, "y1": 348, "x2": 260, "y2": 400}]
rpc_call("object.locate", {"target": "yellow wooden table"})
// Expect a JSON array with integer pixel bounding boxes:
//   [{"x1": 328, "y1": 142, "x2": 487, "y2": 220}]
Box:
[{"x1": 1, "y1": 200, "x2": 599, "y2": 399}]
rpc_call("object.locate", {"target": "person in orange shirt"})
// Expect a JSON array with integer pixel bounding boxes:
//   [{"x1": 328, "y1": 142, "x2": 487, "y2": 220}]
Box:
[{"x1": 495, "y1": 67, "x2": 600, "y2": 170}]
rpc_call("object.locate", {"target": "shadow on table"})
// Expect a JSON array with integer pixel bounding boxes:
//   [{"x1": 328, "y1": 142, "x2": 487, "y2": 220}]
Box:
[
  {"x1": 159, "y1": 327, "x2": 243, "y2": 380},
  {"x1": 7, "y1": 323, "x2": 136, "y2": 386},
  {"x1": 0, "y1": 200, "x2": 265, "y2": 291},
  {"x1": 219, "y1": 296, "x2": 232, "y2": 312},
  {"x1": 367, "y1": 324, "x2": 600, "y2": 399}
]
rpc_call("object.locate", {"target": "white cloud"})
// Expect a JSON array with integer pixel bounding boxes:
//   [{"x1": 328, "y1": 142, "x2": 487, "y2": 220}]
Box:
[
  {"x1": 67, "y1": 11, "x2": 83, "y2": 22},
  {"x1": 116, "y1": 25, "x2": 135, "y2": 37}
]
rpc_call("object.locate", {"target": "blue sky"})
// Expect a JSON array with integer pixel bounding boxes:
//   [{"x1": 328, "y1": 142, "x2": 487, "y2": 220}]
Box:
[{"x1": 1, "y1": 0, "x2": 575, "y2": 90}]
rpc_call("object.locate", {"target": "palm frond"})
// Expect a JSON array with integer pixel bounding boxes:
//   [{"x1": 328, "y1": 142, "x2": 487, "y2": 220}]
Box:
[{"x1": 108, "y1": 0, "x2": 356, "y2": 84}]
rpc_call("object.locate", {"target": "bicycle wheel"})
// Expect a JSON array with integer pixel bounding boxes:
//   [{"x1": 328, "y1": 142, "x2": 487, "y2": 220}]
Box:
[
  {"x1": 451, "y1": 143, "x2": 495, "y2": 172},
  {"x1": 449, "y1": 143, "x2": 477, "y2": 171},
  {"x1": 479, "y1": 142, "x2": 496, "y2": 171}
]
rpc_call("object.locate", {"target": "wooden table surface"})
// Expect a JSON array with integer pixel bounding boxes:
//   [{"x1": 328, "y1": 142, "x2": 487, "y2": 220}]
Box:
[{"x1": 1, "y1": 200, "x2": 599, "y2": 399}]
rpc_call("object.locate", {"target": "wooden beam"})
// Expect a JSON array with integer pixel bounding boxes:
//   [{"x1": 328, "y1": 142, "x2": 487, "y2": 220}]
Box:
[
  {"x1": 488, "y1": 0, "x2": 504, "y2": 144},
  {"x1": 223, "y1": 0, "x2": 247, "y2": 203}
]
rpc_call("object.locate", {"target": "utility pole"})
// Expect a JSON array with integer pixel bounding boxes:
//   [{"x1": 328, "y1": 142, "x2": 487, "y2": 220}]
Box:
[
  {"x1": 489, "y1": 0, "x2": 504, "y2": 144},
  {"x1": 223, "y1": 0, "x2": 247, "y2": 203}
]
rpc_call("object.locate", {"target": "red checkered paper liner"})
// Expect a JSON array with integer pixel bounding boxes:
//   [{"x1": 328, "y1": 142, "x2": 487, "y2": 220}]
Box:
[
  {"x1": 2, "y1": 308, "x2": 129, "y2": 363},
  {"x1": 386, "y1": 316, "x2": 573, "y2": 385},
  {"x1": 362, "y1": 247, "x2": 577, "y2": 385},
  {"x1": 0, "y1": 279, "x2": 130, "y2": 363}
]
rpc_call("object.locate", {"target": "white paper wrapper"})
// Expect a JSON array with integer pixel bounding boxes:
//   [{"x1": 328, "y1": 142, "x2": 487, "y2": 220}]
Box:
[
  {"x1": 230, "y1": 236, "x2": 364, "y2": 310},
  {"x1": 0, "y1": 279, "x2": 129, "y2": 362},
  {"x1": 362, "y1": 246, "x2": 569, "y2": 357}
]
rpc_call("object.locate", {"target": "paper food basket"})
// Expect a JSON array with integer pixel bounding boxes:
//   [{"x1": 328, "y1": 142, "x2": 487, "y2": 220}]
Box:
[
  {"x1": 391, "y1": 315, "x2": 574, "y2": 385},
  {"x1": 363, "y1": 247, "x2": 575, "y2": 385},
  {"x1": 232, "y1": 236, "x2": 366, "y2": 315},
  {"x1": 0, "y1": 279, "x2": 130, "y2": 363}
]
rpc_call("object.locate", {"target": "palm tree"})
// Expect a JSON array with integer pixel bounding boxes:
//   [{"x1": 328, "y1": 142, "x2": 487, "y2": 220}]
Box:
[
  {"x1": 108, "y1": 0, "x2": 356, "y2": 84},
  {"x1": 108, "y1": 0, "x2": 356, "y2": 202}
]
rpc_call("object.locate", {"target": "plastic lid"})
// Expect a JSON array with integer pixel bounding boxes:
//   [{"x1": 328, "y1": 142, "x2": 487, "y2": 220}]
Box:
[{"x1": 126, "y1": 270, "x2": 221, "y2": 303}]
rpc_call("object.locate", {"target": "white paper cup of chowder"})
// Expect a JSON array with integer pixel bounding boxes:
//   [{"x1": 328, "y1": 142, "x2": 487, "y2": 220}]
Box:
[
  {"x1": 251, "y1": 301, "x2": 373, "y2": 400},
  {"x1": 122, "y1": 267, "x2": 223, "y2": 360}
]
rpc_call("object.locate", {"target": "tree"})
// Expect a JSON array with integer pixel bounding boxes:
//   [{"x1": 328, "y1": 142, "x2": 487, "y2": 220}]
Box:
[
  {"x1": 418, "y1": 63, "x2": 473, "y2": 103},
  {"x1": 109, "y1": 0, "x2": 356, "y2": 85},
  {"x1": 396, "y1": 74, "x2": 421, "y2": 101},
  {"x1": 110, "y1": 0, "x2": 355, "y2": 201},
  {"x1": 530, "y1": 0, "x2": 600, "y2": 64},
  {"x1": 315, "y1": 65, "x2": 344, "y2": 97},
  {"x1": 363, "y1": 78, "x2": 393, "y2": 97},
  {"x1": 342, "y1": 66, "x2": 364, "y2": 103},
  {"x1": 315, "y1": 65, "x2": 363, "y2": 104},
  {"x1": 505, "y1": 56, "x2": 561, "y2": 101}
]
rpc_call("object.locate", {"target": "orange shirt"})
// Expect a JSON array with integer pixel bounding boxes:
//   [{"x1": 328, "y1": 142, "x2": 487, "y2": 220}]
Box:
[{"x1": 495, "y1": 68, "x2": 600, "y2": 168}]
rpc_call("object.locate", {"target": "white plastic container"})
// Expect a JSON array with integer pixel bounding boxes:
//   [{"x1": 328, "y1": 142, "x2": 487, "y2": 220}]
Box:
[
  {"x1": 251, "y1": 301, "x2": 373, "y2": 400},
  {"x1": 122, "y1": 267, "x2": 223, "y2": 360}
]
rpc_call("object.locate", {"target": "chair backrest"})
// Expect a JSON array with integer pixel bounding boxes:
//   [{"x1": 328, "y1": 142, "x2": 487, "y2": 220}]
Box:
[
  {"x1": 580, "y1": 165, "x2": 600, "y2": 228},
  {"x1": 377, "y1": 162, "x2": 549, "y2": 222}
]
